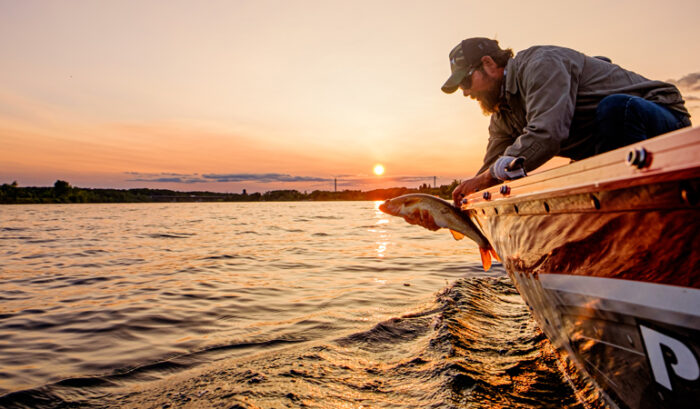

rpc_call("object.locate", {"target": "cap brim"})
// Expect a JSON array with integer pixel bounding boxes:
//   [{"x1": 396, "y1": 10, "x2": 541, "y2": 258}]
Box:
[{"x1": 441, "y1": 67, "x2": 467, "y2": 94}]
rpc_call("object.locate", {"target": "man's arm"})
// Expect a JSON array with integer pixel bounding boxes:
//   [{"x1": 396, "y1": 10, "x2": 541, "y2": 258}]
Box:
[
  {"x1": 452, "y1": 171, "x2": 501, "y2": 206},
  {"x1": 502, "y1": 50, "x2": 583, "y2": 171},
  {"x1": 478, "y1": 129, "x2": 514, "y2": 175},
  {"x1": 450, "y1": 50, "x2": 584, "y2": 208}
]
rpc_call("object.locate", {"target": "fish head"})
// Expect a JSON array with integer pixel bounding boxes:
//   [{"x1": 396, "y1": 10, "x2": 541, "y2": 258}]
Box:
[
  {"x1": 378, "y1": 199, "x2": 392, "y2": 214},
  {"x1": 379, "y1": 198, "x2": 402, "y2": 216},
  {"x1": 378, "y1": 195, "x2": 425, "y2": 218}
]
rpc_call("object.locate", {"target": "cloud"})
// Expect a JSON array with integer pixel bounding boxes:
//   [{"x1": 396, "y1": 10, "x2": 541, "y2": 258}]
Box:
[
  {"x1": 202, "y1": 173, "x2": 332, "y2": 183},
  {"x1": 128, "y1": 177, "x2": 208, "y2": 184},
  {"x1": 685, "y1": 95, "x2": 700, "y2": 101},
  {"x1": 125, "y1": 172, "x2": 197, "y2": 177},
  {"x1": 391, "y1": 176, "x2": 438, "y2": 183},
  {"x1": 670, "y1": 72, "x2": 700, "y2": 92},
  {"x1": 124, "y1": 172, "x2": 444, "y2": 190},
  {"x1": 125, "y1": 172, "x2": 207, "y2": 183},
  {"x1": 335, "y1": 175, "x2": 436, "y2": 186},
  {"x1": 126, "y1": 172, "x2": 333, "y2": 184}
]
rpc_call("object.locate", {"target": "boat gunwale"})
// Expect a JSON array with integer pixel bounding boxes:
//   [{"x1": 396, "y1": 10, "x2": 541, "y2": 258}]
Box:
[{"x1": 462, "y1": 126, "x2": 700, "y2": 210}]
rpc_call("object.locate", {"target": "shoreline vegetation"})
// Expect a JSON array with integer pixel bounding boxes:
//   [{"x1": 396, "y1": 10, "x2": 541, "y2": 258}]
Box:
[{"x1": 1, "y1": 180, "x2": 460, "y2": 204}]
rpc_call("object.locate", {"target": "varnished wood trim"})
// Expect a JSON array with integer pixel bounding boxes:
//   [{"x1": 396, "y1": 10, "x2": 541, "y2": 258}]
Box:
[{"x1": 463, "y1": 126, "x2": 700, "y2": 210}]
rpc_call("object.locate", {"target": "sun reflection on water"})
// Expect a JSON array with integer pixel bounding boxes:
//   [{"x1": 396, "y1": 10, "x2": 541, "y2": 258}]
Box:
[
  {"x1": 372, "y1": 201, "x2": 390, "y2": 258},
  {"x1": 0, "y1": 201, "x2": 497, "y2": 401}
]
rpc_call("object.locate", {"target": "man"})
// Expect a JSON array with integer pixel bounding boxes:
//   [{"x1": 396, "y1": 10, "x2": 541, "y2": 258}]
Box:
[
  {"x1": 445, "y1": 37, "x2": 691, "y2": 206},
  {"x1": 403, "y1": 37, "x2": 691, "y2": 230}
]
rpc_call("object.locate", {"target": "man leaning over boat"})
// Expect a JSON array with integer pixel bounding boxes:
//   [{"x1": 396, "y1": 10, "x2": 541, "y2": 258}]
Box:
[{"x1": 438, "y1": 37, "x2": 692, "y2": 210}]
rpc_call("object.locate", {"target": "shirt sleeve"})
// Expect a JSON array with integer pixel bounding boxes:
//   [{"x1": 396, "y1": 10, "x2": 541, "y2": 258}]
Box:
[
  {"x1": 477, "y1": 115, "x2": 515, "y2": 175},
  {"x1": 504, "y1": 52, "x2": 582, "y2": 172}
]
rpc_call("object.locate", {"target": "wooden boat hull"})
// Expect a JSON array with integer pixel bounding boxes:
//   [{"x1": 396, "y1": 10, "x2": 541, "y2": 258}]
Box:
[{"x1": 464, "y1": 127, "x2": 700, "y2": 409}]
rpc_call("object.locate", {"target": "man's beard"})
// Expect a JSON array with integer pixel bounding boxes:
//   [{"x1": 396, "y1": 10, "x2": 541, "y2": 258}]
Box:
[{"x1": 471, "y1": 72, "x2": 503, "y2": 115}]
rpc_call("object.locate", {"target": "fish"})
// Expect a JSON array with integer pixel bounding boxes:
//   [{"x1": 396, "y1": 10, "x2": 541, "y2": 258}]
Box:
[{"x1": 379, "y1": 193, "x2": 500, "y2": 270}]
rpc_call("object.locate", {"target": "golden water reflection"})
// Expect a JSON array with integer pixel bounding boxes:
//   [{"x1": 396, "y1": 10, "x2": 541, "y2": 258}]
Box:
[
  {"x1": 373, "y1": 200, "x2": 390, "y2": 258},
  {"x1": 1, "y1": 201, "x2": 485, "y2": 398}
]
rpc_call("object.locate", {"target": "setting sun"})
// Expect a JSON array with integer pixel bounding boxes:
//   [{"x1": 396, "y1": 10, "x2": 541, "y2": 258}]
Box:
[{"x1": 373, "y1": 164, "x2": 385, "y2": 176}]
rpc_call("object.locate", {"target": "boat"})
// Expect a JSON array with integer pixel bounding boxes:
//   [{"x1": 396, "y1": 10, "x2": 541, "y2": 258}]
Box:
[{"x1": 462, "y1": 126, "x2": 700, "y2": 409}]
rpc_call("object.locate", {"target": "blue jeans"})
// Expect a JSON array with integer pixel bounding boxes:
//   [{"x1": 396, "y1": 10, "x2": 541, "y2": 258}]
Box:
[{"x1": 593, "y1": 94, "x2": 691, "y2": 154}]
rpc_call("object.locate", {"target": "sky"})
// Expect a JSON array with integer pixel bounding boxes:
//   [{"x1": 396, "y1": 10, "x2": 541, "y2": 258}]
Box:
[{"x1": 1, "y1": 0, "x2": 699, "y2": 193}]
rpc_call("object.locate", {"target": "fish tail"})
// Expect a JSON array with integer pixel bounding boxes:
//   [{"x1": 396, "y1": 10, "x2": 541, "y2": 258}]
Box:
[
  {"x1": 489, "y1": 247, "x2": 501, "y2": 262},
  {"x1": 479, "y1": 247, "x2": 492, "y2": 271}
]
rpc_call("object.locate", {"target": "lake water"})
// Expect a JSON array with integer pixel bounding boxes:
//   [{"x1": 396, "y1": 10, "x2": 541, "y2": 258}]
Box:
[{"x1": 0, "y1": 202, "x2": 590, "y2": 408}]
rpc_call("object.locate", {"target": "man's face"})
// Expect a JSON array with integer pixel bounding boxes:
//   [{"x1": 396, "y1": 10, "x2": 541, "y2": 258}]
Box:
[{"x1": 460, "y1": 67, "x2": 503, "y2": 115}]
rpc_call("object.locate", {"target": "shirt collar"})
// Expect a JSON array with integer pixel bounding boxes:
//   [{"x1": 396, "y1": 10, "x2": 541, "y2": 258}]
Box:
[
  {"x1": 504, "y1": 58, "x2": 518, "y2": 95},
  {"x1": 499, "y1": 68, "x2": 507, "y2": 100}
]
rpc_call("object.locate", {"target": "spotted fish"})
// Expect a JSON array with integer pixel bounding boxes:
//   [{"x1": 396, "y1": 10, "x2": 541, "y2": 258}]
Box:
[{"x1": 379, "y1": 193, "x2": 500, "y2": 270}]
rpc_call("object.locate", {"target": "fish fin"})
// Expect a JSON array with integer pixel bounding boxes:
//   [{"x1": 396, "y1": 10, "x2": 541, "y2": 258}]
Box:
[
  {"x1": 479, "y1": 247, "x2": 492, "y2": 271},
  {"x1": 490, "y1": 247, "x2": 501, "y2": 262},
  {"x1": 449, "y1": 229, "x2": 465, "y2": 240}
]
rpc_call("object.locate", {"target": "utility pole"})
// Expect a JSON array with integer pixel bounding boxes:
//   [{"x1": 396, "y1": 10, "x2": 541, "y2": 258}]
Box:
[
  {"x1": 433, "y1": 176, "x2": 436, "y2": 188},
  {"x1": 334, "y1": 178, "x2": 337, "y2": 192}
]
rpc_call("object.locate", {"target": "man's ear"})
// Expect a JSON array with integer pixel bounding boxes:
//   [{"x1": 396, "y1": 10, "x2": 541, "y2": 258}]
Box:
[{"x1": 481, "y1": 55, "x2": 498, "y2": 74}]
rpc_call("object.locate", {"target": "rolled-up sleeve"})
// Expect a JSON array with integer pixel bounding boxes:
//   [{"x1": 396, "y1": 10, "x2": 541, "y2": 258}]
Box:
[{"x1": 504, "y1": 53, "x2": 582, "y2": 171}]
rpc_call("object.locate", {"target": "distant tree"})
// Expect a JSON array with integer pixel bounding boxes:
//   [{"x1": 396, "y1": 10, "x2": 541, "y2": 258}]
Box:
[
  {"x1": 54, "y1": 180, "x2": 72, "y2": 197},
  {"x1": 262, "y1": 189, "x2": 305, "y2": 201},
  {"x1": 437, "y1": 179, "x2": 461, "y2": 199},
  {"x1": 0, "y1": 180, "x2": 471, "y2": 205},
  {"x1": 0, "y1": 182, "x2": 17, "y2": 203}
]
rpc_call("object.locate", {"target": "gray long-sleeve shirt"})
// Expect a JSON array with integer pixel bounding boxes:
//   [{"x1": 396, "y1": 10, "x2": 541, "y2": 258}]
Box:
[{"x1": 477, "y1": 46, "x2": 690, "y2": 174}]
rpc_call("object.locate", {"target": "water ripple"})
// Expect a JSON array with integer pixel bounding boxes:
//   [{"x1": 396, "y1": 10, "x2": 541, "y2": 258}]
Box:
[{"x1": 0, "y1": 202, "x2": 591, "y2": 408}]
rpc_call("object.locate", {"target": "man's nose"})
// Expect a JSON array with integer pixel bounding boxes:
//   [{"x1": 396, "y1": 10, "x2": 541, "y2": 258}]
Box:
[{"x1": 462, "y1": 88, "x2": 471, "y2": 97}]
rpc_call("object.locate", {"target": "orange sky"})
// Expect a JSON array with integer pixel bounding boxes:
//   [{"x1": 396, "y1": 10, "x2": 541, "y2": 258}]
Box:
[{"x1": 1, "y1": 0, "x2": 699, "y2": 193}]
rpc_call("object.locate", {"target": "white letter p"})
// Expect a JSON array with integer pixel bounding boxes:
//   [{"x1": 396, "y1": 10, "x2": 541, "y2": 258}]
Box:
[{"x1": 640, "y1": 325, "x2": 699, "y2": 391}]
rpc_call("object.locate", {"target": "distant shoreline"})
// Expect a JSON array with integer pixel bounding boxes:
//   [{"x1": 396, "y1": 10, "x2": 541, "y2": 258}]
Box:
[{"x1": 1, "y1": 180, "x2": 458, "y2": 204}]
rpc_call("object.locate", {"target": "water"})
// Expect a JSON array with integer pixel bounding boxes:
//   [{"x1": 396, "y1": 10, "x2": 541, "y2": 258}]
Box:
[{"x1": 0, "y1": 202, "x2": 588, "y2": 408}]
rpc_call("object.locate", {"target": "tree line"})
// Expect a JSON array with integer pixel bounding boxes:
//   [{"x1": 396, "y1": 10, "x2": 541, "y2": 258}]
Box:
[{"x1": 0, "y1": 180, "x2": 461, "y2": 204}]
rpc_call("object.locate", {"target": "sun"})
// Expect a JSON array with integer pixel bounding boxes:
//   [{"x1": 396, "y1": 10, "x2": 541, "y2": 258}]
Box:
[{"x1": 373, "y1": 164, "x2": 385, "y2": 176}]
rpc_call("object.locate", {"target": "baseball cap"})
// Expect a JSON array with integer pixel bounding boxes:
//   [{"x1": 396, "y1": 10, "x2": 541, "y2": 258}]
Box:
[{"x1": 441, "y1": 37, "x2": 501, "y2": 94}]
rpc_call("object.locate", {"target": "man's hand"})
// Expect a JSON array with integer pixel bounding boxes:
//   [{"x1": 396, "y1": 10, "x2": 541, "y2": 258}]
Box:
[
  {"x1": 452, "y1": 171, "x2": 501, "y2": 206},
  {"x1": 403, "y1": 209, "x2": 440, "y2": 231}
]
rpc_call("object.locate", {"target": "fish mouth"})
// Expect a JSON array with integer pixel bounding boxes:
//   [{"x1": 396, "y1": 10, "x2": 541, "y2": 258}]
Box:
[{"x1": 378, "y1": 200, "x2": 391, "y2": 214}]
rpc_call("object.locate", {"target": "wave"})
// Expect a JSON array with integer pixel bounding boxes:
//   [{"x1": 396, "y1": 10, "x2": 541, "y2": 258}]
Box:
[
  {"x1": 145, "y1": 233, "x2": 196, "y2": 239},
  {"x1": 0, "y1": 277, "x2": 601, "y2": 408}
]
